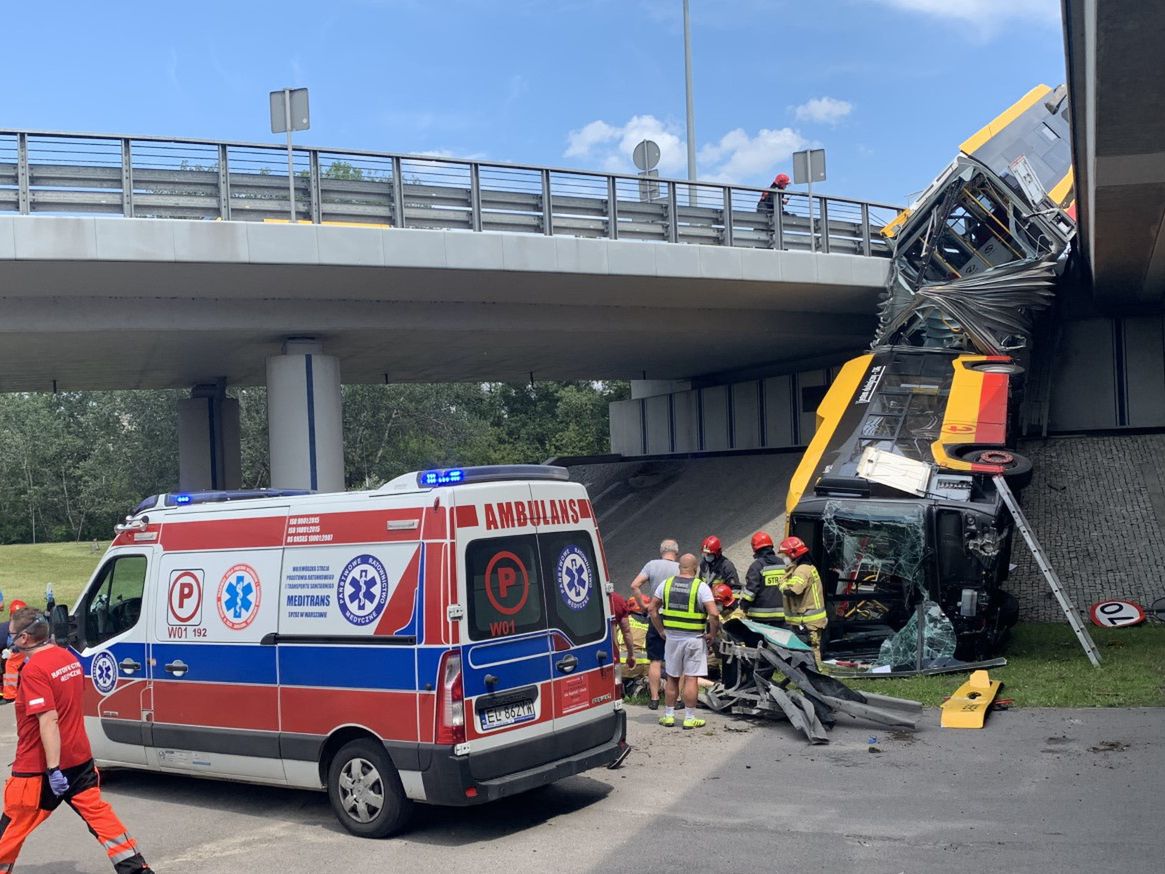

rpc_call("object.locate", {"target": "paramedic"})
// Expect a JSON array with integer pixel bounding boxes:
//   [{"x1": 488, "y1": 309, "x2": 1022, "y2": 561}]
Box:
[
  {"x1": 740, "y1": 532, "x2": 788, "y2": 625},
  {"x1": 778, "y1": 536, "x2": 829, "y2": 668},
  {"x1": 0, "y1": 608, "x2": 154, "y2": 874},
  {"x1": 698, "y1": 536, "x2": 740, "y2": 597},
  {"x1": 629, "y1": 539, "x2": 680, "y2": 710},
  {"x1": 2, "y1": 599, "x2": 28, "y2": 705},
  {"x1": 608, "y1": 592, "x2": 637, "y2": 668},
  {"x1": 649, "y1": 553, "x2": 720, "y2": 730}
]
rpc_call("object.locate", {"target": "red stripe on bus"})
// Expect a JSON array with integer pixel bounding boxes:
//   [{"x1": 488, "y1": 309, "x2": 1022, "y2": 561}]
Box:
[{"x1": 975, "y1": 372, "x2": 1009, "y2": 443}]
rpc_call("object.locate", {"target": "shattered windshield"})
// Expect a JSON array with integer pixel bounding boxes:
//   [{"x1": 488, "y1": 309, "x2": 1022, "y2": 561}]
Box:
[{"x1": 822, "y1": 500, "x2": 928, "y2": 604}]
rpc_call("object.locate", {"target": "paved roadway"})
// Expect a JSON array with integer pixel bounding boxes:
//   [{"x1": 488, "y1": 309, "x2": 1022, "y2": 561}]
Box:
[{"x1": 1, "y1": 704, "x2": 1159, "y2": 873}]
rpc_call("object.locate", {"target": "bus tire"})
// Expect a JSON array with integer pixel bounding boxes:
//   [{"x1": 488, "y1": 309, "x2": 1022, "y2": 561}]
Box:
[
  {"x1": 967, "y1": 449, "x2": 1033, "y2": 489},
  {"x1": 327, "y1": 738, "x2": 414, "y2": 839},
  {"x1": 968, "y1": 361, "x2": 1025, "y2": 376}
]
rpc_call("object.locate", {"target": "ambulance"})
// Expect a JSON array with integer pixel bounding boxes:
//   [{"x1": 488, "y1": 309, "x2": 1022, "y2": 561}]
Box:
[{"x1": 50, "y1": 465, "x2": 628, "y2": 837}]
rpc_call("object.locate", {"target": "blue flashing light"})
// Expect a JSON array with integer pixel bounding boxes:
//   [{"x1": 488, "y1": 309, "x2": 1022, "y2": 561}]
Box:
[
  {"x1": 414, "y1": 465, "x2": 569, "y2": 488},
  {"x1": 174, "y1": 493, "x2": 194, "y2": 505},
  {"x1": 419, "y1": 468, "x2": 466, "y2": 486}
]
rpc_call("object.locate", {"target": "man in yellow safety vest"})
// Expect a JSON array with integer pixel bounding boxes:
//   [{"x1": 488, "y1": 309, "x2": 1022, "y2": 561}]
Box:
[{"x1": 648, "y1": 554, "x2": 720, "y2": 730}]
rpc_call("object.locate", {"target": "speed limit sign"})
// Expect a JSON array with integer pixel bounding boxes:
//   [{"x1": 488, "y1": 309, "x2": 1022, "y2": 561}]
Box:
[{"x1": 1088, "y1": 600, "x2": 1146, "y2": 628}]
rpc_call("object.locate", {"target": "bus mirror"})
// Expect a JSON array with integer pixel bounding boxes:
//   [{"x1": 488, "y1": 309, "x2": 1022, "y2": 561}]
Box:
[{"x1": 50, "y1": 605, "x2": 73, "y2": 647}]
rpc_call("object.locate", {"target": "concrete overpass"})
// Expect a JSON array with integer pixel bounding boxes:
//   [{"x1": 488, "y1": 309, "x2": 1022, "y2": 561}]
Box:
[
  {"x1": 1063, "y1": 0, "x2": 1165, "y2": 309},
  {"x1": 0, "y1": 131, "x2": 896, "y2": 491}
]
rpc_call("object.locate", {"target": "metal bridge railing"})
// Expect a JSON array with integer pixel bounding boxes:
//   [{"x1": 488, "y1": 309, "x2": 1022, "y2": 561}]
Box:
[{"x1": 0, "y1": 130, "x2": 900, "y2": 257}]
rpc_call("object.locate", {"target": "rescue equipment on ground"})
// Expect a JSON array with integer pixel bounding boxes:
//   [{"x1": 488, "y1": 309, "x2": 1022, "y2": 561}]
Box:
[{"x1": 940, "y1": 670, "x2": 1002, "y2": 729}]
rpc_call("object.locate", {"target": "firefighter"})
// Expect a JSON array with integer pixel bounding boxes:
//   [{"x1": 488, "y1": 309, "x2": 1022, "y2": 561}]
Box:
[
  {"x1": 1, "y1": 598, "x2": 28, "y2": 705},
  {"x1": 740, "y1": 532, "x2": 788, "y2": 625},
  {"x1": 0, "y1": 608, "x2": 154, "y2": 873},
  {"x1": 698, "y1": 536, "x2": 740, "y2": 598},
  {"x1": 713, "y1": 583, "x2": 745, "y2": 623},
  {"x1": 778, "y1": 536, "x2": 828, "y2": 668},
  {"x1": 757, "y1": 173, "x2": 791, "y2": 213}
]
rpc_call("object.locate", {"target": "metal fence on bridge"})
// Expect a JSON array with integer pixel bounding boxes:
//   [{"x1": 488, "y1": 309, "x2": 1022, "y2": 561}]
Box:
[{"x1": 0, "y1": 130, "x2": 900, "y2": 257}]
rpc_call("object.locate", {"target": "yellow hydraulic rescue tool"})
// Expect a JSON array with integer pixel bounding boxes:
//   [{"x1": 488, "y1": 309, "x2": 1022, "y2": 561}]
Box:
[{"x1": 940, "y1": 670, "x2": 1002, "y2": 729}]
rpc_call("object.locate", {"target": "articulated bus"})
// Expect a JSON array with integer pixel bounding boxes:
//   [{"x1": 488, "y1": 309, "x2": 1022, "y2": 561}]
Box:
[
  {"x1": 782, "y1": 85, "x2": 1077, "y2": 659},
  {"x1": 784, "y1": 348, "x2": 1026, "y2": 658}
]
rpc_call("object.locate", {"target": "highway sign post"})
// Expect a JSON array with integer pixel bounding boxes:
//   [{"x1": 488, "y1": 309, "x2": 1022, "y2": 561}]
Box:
[
  {"x1": 270, "y1": 88, "x2": 310, "y2": 222},
  {"x1": 793, "y1": 148, "x2": 826, "y2": 252}
]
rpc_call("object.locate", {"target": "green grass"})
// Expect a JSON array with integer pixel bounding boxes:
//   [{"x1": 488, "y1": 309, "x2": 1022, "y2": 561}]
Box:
[
  {"x1": 845, "y1": 623, "x2": 1165, "y2": 708},
  {"x1": 0, "y1": 541, "x2": 107, "y2": 609}
]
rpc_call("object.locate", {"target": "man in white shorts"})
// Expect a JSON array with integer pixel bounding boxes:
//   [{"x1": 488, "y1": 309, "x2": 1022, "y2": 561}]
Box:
[{"x1": 648, "y1": 553, "x2": 721, "y2": 729}]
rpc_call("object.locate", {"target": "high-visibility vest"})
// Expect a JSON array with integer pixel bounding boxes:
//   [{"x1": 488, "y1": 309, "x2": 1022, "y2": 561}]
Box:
[
  {"x1": 619, "y1": 614, "x2": 653, "y2": 664},
  {"x1": 742, "y1": 559, "x2": 787, "y2": 621},
  {"x1": 781, "y1": 564, "x2": 828, "y2": 628},
  {"x1": 660, "y1": 576, "x2": 708, "y2": 632},
  {"x1": 2, "y1": 650, "x2": 22, "y2": 701}
]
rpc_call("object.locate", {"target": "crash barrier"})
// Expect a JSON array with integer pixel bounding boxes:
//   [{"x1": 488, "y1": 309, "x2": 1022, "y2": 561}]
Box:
[
  {"x1": 698, "y1": 618, "x2": 922, "y2": 742},
  {"x1": 0, "y1": 131, "x2": 900, "y2": 256}
]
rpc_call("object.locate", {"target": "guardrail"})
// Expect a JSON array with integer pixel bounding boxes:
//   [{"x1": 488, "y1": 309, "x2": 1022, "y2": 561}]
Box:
[{"x1": 0, "y1": 130, "x2": 901, "y2": 256}]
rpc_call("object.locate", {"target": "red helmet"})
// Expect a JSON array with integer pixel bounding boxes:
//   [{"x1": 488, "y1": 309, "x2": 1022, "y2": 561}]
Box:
[
  {"x1": 779, "y1": 536, "x2": 809, "y2": 559},
  {"x1": 750, "y1": 531, "x2": 774, "y2": 552},
  {"x1": 712, "y1": 583, "x2": 735, "y2": 607},
  {"x1": 775, "y1": 173, "x2": 790, "y2": 187},
  {"x1": 9, "y1": 599, "x2": 27, "y2": 614},
  {"x1": 625, "y1": 594, "x2": 642, "y2": 612},
  {"x1": 701, "y1": 535, "x2": 722, "y2": 557}
]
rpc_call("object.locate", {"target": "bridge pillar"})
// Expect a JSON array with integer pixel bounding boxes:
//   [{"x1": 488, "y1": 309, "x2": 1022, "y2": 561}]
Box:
[
  {"x1": 177, "y1": 380, "x2": 242, "y2": 491},
  {"x1": 266, "y1": 338, "x2": 345, "y2": 492}
]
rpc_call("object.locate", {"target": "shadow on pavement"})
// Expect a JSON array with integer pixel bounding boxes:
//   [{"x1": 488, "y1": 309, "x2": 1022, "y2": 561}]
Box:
[
  {"x1": 404, "y1": 775, "x2": 612, "y2": 846},
  {"x1": 99, "y1": 768, "x2": 612, "y2": 846}
]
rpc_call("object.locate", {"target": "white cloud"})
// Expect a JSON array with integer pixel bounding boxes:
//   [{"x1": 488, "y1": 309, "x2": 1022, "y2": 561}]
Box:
[
  {"x1": 565, "y1": 115, "x2": 810, "y2": 184},
  {"x1": 792, "y1": 97, "x2": 854, "y2": 126},
  {"x1": 565, "y1": 115, "x2": 686, "y2": 175},
  {"x1": 877, "y1": 0, "x2": 1060, "y2": 33},
  {"x1": 698, "y1": 127, "x2": 809, "y2": 183}
]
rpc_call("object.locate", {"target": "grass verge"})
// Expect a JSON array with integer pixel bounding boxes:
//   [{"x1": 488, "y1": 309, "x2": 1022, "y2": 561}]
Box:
[
  {"x1": 844, "y1": 623, "x2": 1165, "y2": 708},
  {"x1": 0, "y1": 542, "x2": 106, "y2": 608}
]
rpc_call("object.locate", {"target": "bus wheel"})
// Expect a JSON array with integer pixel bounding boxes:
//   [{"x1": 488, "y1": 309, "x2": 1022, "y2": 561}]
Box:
[
  {"x1": 968, "y1": 449, "x2": 1033, "y2": 489},
  {"x1": 327, "y1": 738, "x2": 414, "y2": 838},
  {"x1": 968, "y1": 361, "x2": 1025, "y2": 376}
]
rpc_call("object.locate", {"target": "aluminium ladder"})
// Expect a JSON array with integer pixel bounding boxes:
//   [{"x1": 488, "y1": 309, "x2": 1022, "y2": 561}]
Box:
[{"x1": 993, "y1": 475, "x2": 1102, "y2": 667}]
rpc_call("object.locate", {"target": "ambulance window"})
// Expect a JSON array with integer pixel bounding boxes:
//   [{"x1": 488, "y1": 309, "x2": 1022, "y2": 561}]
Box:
[
  {"x1": 538, "y1": 530, "x2": 606, "y2": 645},
  {"x1": 465, "y1": 535, "x2": 546, "y2": 641},
  {"x1": 83, "y1": 554, "x2": 148, "y2": 647}
]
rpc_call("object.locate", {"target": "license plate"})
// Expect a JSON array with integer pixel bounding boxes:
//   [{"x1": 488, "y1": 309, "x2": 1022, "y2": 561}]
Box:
[{"x1": 478, "y1": 700, "x2": 536, "y2": 731}]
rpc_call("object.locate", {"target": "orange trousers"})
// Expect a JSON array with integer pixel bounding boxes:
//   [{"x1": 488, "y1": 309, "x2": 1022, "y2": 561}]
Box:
[
  {"x1": 0, "y1": 762, "x2": 150, "y2": 873},
  {"x1": 1, "y1": 652, "x2": 21, "y2": 701}
]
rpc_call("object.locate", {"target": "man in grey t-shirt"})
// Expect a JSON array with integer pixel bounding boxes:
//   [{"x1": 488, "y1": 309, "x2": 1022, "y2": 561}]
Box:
[{"x1": 629, "y1": 539, "x2": 679, "y2": 709}]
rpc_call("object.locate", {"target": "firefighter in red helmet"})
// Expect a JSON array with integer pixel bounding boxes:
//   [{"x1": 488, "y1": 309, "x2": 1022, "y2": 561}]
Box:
[
  {"x1": 778, "y1": 535, "x2": 828, "y2": 668},
  {"x1": 739, "y1": 531, "x2": 788, "y2": 626},
  {"x1": 698, "y1": 535, "x2": 740, "y2": 600},
  {"x1": 757, "y1": 172, "x2": 791, "y2": 214}
]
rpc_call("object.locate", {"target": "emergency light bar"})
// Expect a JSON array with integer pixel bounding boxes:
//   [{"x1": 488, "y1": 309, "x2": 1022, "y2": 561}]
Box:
[
  {"x1": 416, "y1": 465, "x2": 569, "y2": 487},
  {"x1": 160, "y1": 488, "x2": 312, "y2": 509}
]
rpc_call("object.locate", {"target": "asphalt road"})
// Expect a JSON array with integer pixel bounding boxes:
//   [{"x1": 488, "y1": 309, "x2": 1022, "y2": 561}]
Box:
[{"x1": 1, "y1": 704, "x2": 1160, "y2": 873}]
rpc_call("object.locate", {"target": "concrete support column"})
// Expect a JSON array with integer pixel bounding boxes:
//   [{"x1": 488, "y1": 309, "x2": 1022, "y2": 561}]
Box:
[
  {"x1": 177, "y1": 380, "x2": 241, "y2": 491},
  {"x1": 266, "y1": 338, "x2": 344, "y2": 492}
]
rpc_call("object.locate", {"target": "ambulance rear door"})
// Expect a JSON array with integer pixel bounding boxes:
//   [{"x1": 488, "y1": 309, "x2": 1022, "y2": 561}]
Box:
[{"x1": 453, "y1": 482, "x2": 559, "y2": 755}]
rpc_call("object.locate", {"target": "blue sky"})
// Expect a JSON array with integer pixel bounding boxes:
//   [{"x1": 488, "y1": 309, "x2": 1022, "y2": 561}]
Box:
[{"x1": 3, "y1": 0, "x2": 1066, "y2": 205}]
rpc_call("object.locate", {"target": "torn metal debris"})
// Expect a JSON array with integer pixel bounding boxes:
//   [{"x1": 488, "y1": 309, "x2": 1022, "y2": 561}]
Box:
[{"x1": 699, "y1": 617, "x2": 922, "y2": 744}]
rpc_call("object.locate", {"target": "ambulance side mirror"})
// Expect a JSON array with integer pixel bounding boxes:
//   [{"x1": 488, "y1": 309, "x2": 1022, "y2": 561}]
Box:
[{"x1": 50, "y1": 604, "x2": 74, "y2": 648}]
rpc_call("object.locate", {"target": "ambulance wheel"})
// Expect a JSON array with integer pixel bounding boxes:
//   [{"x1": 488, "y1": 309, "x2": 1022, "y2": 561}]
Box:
[{"x1": 327, "y1": 738, "x2": 413, "y2": 838}]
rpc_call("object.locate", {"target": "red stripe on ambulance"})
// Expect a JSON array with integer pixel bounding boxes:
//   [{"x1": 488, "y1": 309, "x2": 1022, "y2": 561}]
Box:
[{"x1": 161, "y1": 517, "x2": 284, "y2": 552}]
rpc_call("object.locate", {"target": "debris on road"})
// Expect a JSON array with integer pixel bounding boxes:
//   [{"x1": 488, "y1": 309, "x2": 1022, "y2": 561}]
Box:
[{"x1": 940, "y1": 669, "x2": 1002, "y2": 728}]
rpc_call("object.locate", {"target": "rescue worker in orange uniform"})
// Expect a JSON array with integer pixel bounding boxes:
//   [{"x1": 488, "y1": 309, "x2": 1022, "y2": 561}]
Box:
[
  {"x1": 777, "y1": 536, "x2": 829, "y2": 668},
  {"x1": 740, "y1": 532, "x2": 788, "y2": 626},
  {"x1": 1, "y1": 599, "x2": 28, "y2": 705},
  {"x1": 0, "y1": 608, "x2": 154, "y2": 873}
]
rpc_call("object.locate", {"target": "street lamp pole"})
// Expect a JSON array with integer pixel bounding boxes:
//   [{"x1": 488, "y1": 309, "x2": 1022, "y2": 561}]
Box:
[{"x1": 683, "y1": 0, "x2": 697, "y2": 196}]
